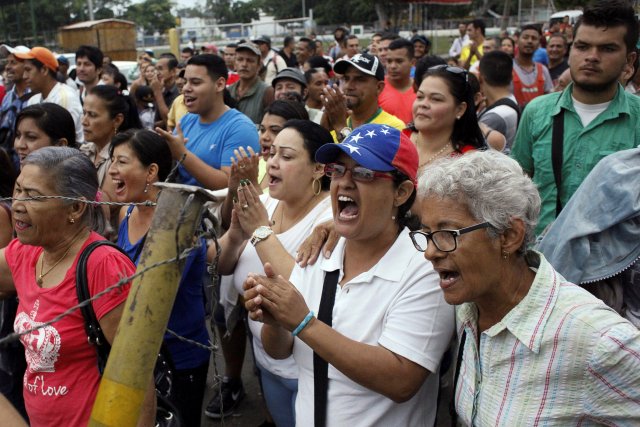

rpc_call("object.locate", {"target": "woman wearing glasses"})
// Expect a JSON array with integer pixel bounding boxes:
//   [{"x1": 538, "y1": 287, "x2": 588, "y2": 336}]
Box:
[
  {"x1": 215, "y1": 120, "x2": 333, "y2": 427},
  {"x1": 415, "y1": 150, "x2": 640, "y2": 425},
  {"x1": 244, "y1": 123, "x2": 454, "y2": 426},
  {"x1": 410, "y1": 65, "x2": 485, "y2": 170}
]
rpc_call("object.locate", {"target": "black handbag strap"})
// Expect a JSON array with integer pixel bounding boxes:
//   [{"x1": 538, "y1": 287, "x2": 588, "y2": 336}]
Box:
[
  {"x1": 75, "y1": 240, "x2": 130, "y2": 374},
  {"x1": 449, "y1": 329, "x2": 467, "y2": 426},
  {"x1": 551, "y1": 109, "x2": 565, "y2": 216},
  {"x1": 313, "y1": 269, "x2": 339, "y2": 427}
]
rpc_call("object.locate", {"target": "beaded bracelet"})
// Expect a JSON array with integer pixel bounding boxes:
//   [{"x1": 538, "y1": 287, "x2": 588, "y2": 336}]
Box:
[{"x1": 292, "y1": 311, "x2": 315, "y2": 337}]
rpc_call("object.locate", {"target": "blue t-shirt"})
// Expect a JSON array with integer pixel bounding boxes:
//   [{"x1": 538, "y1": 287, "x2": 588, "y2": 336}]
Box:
[
  {"x1": 116, "y1": 206, "x2": 210, "y2": 370},
  {"x1": 178, "y1": 109, "x2": 259, "y2": 186},
  {"x1": 533, "y1": 47, "x2": 549, "y2": 66}
]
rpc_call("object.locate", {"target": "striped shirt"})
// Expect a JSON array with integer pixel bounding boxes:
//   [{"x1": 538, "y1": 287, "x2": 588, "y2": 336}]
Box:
[{"x1": 455, "y1": 252, "x2": 640, "y2": 426}]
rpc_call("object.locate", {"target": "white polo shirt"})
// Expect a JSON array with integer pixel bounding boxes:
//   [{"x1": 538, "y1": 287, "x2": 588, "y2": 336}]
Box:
[
  {"x1": 28, "y1": 82, "x2": 84, "y2": 144},
  {"x1": 290, "y1": 228, "x2": 455, "y2": 426},
  {"x1": 228, "y1": 194, "x2": 333, "y2": 379}
]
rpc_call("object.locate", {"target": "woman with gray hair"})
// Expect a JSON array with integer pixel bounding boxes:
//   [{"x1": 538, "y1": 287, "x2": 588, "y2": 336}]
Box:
[
  {"x1": 412, "y1": 149, "x2": 640, "y2": 425},
  {"x1": 0, "y1": 147, "x2": 155, "y2": 426}
]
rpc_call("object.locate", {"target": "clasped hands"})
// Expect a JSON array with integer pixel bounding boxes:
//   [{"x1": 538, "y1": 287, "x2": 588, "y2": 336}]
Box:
[{"x1": 243, "y1": 262, "x2": 310, "y2": 332}]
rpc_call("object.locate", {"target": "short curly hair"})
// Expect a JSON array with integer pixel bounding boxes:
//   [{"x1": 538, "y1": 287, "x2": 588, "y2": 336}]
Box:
[{"x1": 418, "y1": 150, "x2": 540, "y2": 254}]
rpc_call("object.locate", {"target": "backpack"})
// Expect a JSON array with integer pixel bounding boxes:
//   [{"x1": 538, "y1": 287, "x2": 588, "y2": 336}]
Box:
[
  {"x1": 479, "y1": 97, "x2": 521, "y2": 125},
  {"x1": 75, "y1": 240, "x2": 183, "y2": 427}
]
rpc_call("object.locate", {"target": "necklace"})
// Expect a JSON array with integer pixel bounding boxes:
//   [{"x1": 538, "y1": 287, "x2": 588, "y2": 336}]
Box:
[
  {"x1": 275, "y1": 197, "x2": 321, "y2": 233},
  {"x1": 417, "y1": 133, "x2": 453, "y2": 168},
  {"x1": 37, "y1": 229, "x2": 86, "y2": 285}
]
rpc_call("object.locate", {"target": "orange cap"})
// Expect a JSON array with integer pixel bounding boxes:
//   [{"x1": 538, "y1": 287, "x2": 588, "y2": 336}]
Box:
[{"x1": 15, "y1": 47, "x2": 59, "y2": 73}]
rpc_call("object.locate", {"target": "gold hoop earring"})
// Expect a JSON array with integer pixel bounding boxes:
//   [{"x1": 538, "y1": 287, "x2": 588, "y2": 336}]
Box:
[
  {"x1": 312, "y1": 178, "x2": 322, "y2": 196},
  {"x1": 144, "y1": 182, "x2": 149, "y2": 193}
]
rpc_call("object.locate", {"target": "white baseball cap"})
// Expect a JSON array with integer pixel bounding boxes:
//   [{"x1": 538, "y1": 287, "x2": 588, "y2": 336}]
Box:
[{"x1": 0, "y1": 45, "x2": 30, "y2": 56}]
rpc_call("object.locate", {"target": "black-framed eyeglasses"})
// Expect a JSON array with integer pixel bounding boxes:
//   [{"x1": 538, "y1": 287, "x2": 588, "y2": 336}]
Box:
[
  {"x1": 428, "y1": 64, "x2": 469, "y2": 83},
  {"x1": 409, "y1": 222, "x2": 493, "y2": 253},
  {"x1": 324, "y1": 163, "x2": 394, "y2": 182}
]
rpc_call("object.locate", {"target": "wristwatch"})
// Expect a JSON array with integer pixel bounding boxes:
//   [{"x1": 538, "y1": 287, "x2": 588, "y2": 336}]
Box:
[
  {"x1": 250, "y1": 226, "x2": 274, "y2": 246},
  {"x1": 337, "y1": 127, "x2": 352, "y2": 142}
]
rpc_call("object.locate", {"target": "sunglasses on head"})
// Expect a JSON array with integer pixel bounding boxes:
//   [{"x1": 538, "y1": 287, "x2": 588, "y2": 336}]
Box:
[{"x1": 428, "y1": 64, "x2": 469, "y2": 83}]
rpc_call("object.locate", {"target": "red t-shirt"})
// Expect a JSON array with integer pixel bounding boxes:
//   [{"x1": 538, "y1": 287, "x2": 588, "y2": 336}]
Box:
[
  {"x1": 226, "y1": 71, "x2": 240, "y2": 86},
  {"x1": 5, "y1": 232, "x2": 133, "y2": 427},
  {"x1": 378, "y1": 77, "x2": 417, "y2": 125}
]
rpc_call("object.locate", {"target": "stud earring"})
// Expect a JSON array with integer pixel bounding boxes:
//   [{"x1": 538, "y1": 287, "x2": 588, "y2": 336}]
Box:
[
  {"x1": 69, "y1": 218, "x2": 75, "y2": 224},
  {"x1": 502, "y1": 250, "x2": 509, "y2": 260}
]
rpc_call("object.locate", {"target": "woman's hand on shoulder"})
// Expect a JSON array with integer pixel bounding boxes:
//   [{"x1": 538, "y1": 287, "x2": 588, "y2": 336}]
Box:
[{"x1": 296, "y1": 220, "x2": 339, "y2": 267}]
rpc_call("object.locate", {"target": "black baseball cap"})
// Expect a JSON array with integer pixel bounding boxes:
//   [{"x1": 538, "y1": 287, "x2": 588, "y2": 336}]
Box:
[{"x1": 333, "y1": 53, "x2": 385, "y2": 81}]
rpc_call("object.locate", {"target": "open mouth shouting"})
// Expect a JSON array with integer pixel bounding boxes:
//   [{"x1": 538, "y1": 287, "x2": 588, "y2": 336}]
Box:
[
  {"x1": 112, "y1": 178, "x2": 126, "y2": 198},
  {"x1": 184, "y1": 95, "x2": 196, "y2": 109},
  {"x1": 337, "y1": 195, "x2": 359, "y2": 220}
]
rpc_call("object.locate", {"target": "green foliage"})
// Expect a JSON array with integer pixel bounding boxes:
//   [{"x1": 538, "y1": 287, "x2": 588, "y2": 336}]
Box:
[
  {"x1": 177, "y1": 7, "x2": 206, "y2": 18},
  {"x1": 95, "y1": 7, "x2": 116, "y2": 20},
  {"x1": 123, "y1": 0, "x2": 176, "y2": 35},
  {"x1": 206, "y1": 0, "x2": 260, "y2": 24}
]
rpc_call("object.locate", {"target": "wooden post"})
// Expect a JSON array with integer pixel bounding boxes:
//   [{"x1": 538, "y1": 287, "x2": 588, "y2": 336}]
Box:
[{"x1": 88, "y1": 183, "x2": 215, "y2": 426}]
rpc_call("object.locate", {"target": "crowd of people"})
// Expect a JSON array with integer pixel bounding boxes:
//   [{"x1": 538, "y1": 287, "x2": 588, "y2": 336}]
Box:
[{"x1": 0, "y1": 0, "x2": 640, "y2": 425}]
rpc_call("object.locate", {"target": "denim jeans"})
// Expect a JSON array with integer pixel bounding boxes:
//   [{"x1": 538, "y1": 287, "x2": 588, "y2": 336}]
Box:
[{"x1": 256, "y1": 362, "x2": 297, "y2": 427}]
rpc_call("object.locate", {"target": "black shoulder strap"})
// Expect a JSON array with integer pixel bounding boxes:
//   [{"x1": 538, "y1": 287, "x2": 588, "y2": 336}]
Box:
[
  {"x1": 449, "y1": 329, "x2": 467, "y2": 426},
  {"x1": 313, "y1": 269, "x2": 339, "y2": 427},
  {"x1": 75, "y1": 240, "x2": 129, "y2": 374},
  {"x1": 19, "y1": 91, "x2": 36, "y2": 103},
  {"x1": 551, "y1": 109, "x2": 565, "y2": 217},
  {"x1": 479, "y1": 97, "x2": 521, "y2": 124}
]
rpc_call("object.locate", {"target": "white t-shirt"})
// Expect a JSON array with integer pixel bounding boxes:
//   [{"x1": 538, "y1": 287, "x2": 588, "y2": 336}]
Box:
[
  {"x1": 28, "y1": 82, "x2": 84, "y2": 144},
  {"x1": 290, "y1": 228, "x2": 455, "y2": 426},
  {"x1": 228, "y1": 194, "x2": 333, "y2": 378},
  {"x1": 572, "y1": 96, "x2": 612, "y2": 127},
  {"x1": 263, "y1": 50, "x2": 288, "y2": 86}
]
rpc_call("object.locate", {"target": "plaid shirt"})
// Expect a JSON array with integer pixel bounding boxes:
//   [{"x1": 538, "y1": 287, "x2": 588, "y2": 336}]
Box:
[{"x1": 455, "y1": 252, "x2": 640, "y2": 426}]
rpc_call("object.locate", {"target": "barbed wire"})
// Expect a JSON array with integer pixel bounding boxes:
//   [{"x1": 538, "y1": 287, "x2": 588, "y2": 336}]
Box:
[
  {"x1": 0, "y1": 195, "x2": 157, "y2": 207},
  {"x1": 0, "y1": 242, "x2": 206, "y2": 348},
  {"x1": 2, "y1": 149, "x2": 225, "y2": 358},
  {"x1": 165, "y1": 328, "x2": 217, "y2": 352},
  {"x1": 165, "y1": 152, "x2": 186, "y2": 184}
]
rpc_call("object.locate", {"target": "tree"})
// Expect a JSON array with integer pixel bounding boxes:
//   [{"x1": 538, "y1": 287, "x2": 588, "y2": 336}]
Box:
[
  {"x1": 123, "y1": 0, "x2": 176, "y2": 35},
  {"x1": 177, "y1": 7, "x2": 206, "y2": 18},
  {"x1": 205, "y1": 0, "x2": 260, "y2": 23}
]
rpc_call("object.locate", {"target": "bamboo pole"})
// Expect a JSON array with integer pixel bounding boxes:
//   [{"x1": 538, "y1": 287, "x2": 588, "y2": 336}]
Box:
[{"x1": 88, "y1": 183, "x2": 214, "y2": 427}]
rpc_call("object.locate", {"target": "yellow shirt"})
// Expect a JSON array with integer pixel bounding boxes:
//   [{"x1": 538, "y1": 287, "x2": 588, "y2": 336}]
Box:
[
  {"x1": 331, "y1": 108, "x2": 406, "y2": 142},
  {"x1": 459, "y1": 43, "x2": 484, "y2": 68},
  {"x1": 167, "y1": 94, "x2": 188, "y2": 130}
]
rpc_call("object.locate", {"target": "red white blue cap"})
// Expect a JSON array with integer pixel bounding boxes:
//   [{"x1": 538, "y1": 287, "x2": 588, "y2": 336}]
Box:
[{"x1": 315, "y1": 124, "x2": 418, "y2": 185}]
